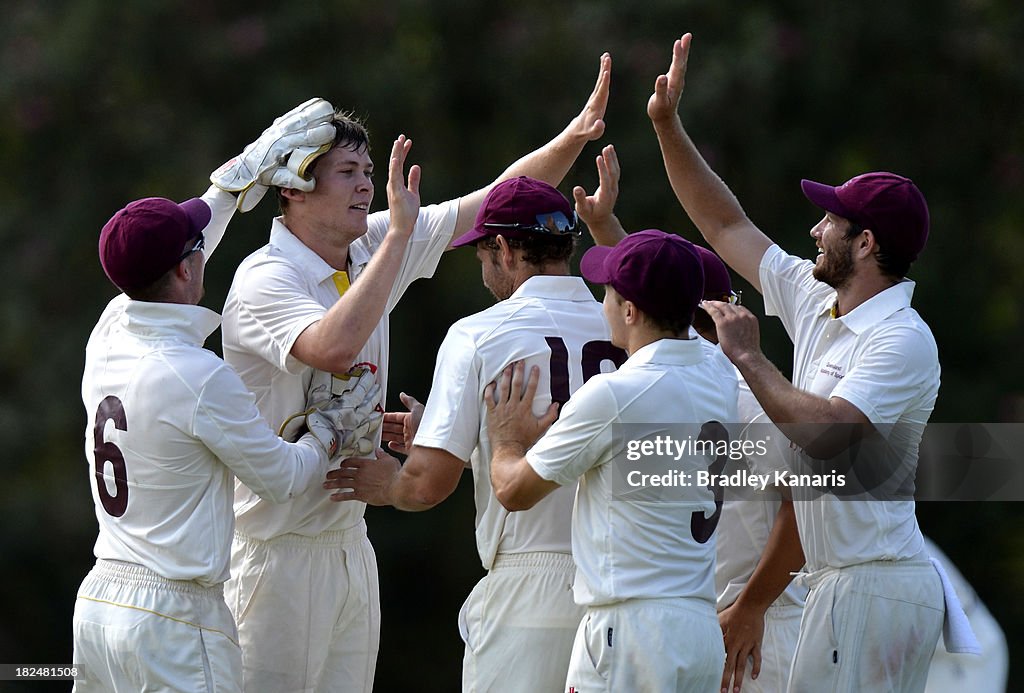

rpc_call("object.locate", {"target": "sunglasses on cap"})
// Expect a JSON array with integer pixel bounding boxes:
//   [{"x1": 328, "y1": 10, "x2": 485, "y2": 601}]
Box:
[
  {"x1": 708, "y1": 290, "x2": 742, "y2": 305},
  {"x1": 178, "y1": 233, "x2": 206, "y2": 262},
  {"x1": 483, "y1": 210, "x2": 580, "y2": 236}
]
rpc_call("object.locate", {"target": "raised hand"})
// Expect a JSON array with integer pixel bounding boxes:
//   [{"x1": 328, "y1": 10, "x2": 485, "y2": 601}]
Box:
[
  {"x1": 647, "y1": 33, "x2": 692, "y2": 126},
  {"x1": 566, "y1": 52, "x2": 612, "y2": 143},
  {"x1": 573, "y1": 144, "x2": 626, "y2": 246},
  {"x1": 386, "y1": 134, "x2": 421, "y2": 238}
]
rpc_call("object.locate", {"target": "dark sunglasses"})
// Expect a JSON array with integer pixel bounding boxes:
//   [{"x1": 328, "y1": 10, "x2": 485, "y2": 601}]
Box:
[
  {"x1": 483, "y1": 210, "x2": 580, "y2": 236},
  {"x1": 178, "y1": 233, "x2": 206, "y2": 262}
]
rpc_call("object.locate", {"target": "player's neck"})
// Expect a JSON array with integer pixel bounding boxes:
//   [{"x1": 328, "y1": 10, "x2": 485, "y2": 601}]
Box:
[
  {"x1": 833, "y1": 272, "x2": 897, "y2": 317},
  {"x1": 509, "y1": 262, "x2": 570, "y2": 293}
]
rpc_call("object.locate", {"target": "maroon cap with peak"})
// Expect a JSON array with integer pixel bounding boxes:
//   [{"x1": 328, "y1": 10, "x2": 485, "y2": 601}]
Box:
[
  {"x1": 693, "y1": 245, "x2": 733, "y2": 300},
  {"x1": 99, "y1": 197, "x2": 211, "y2": 291},
  {"x1": 800, "y1": 172, "x2": 929, "y2": 263},
  {"x1": 580, "y1": 230, "x2": 704, "y2": 322},
  {"x1": 451, "y1": 176, "x2": 575, "y2": 248}
]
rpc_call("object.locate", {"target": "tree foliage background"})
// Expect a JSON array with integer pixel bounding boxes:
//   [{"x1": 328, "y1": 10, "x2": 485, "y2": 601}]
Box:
[{"x1": 1, "y1": 0, "x2": 1021, "y2": 690}]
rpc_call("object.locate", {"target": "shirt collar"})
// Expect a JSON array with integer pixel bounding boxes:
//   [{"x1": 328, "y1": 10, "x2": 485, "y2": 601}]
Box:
[
  {"x1": 622, "y1": 337, "x2": 704, "y2": 369},
  {"x1": 120, "y1": 301, "x2": 222, "y2": 346},
  {"x1": 509, "y1": 275, "x2": 599, "y2": 303},
  {"x1": 838, "y1": 279, "x2": 916, "y2": 335}
]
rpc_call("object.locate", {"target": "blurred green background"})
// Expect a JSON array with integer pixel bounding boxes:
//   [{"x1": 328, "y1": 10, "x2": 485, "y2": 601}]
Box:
[{"x1": 2, "y1": 0, "x2": 1021, "y2": 690}]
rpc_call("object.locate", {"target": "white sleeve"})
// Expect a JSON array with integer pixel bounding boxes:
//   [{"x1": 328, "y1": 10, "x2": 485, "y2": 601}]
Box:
[
  {"x1": 413, "y1": 322, "x2": 482, "y2": 462},
  {"x1": 363, "y1": 200, "x2": 460, "y2": 312},
  {"x1": 193, "y1": 363, "x2": 328, "y2": 503},
  {"x1": 231, "y1": 257, "x2": 323, "y2": 375},
  {"x1": 526, "y1": 378, "x2": 617, "y2": 486},
  {"x1": 830, "y1": 323, "x2": 940, "y2": 426},
  {"x1": 198, "y1": 185, "x2": 237, "y2": 260},
  {"x1": 759, "y1": 244, "x2": 833, "y2": 342}
]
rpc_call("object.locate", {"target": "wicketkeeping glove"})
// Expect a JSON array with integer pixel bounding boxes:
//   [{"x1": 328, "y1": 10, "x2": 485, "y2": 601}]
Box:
[
  {"x1": 282, "y1": 367, "x2": 383, "y2": 460},
  {"x1": 210, "y1": 97, "x2": 336, "y2": 212}
]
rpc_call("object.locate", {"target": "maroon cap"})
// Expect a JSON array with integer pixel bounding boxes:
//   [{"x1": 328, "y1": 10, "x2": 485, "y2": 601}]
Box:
[
  {"x1": 581, "y1": 230, "x2": 704, "y2": 321},
  {"x1": 693, "y1": 245, "x2": 733, "y2": 300},
  {"x1": 800, "y1": 172, "x2": 929, "y2": 262},
  {"x1": 451, "y1": 176, "x2": 576, "y2": 248},
  {"x1": 99, "y1": 197, "x2": 211, "y2": 290}
]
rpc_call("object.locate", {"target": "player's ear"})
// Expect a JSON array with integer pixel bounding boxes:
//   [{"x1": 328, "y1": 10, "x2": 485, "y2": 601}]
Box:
[
  {"x1": 280, "y1": 187, "x2": 306, "y2": 203},
  {"x1": 495, "y1": 235, "x2": 515, "y2": 268},
  {"x1": 622, "y1": 299, "x2": 639, "y2": 325}
]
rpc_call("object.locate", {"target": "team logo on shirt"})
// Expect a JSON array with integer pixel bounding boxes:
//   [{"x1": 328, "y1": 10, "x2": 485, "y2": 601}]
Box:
[{"x1": 820, "y1": 361, "x2": 845, "y2": 379}]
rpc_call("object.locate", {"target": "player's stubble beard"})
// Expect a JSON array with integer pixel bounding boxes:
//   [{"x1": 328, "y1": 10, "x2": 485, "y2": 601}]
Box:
[
  {"x1": 481, "y1": 252, "x2": 514, "y2": 301},
  {"x1": 813, "y1": 235, "x2": 856, "y2": 289}
]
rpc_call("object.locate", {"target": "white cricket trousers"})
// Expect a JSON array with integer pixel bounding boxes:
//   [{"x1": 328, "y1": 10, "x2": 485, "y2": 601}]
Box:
[
  {"x1": 72, "y1": 559, "x2": 241, "y2": 692},
  {"x1": 788, "y1": 559, "x2": 944, "y2": 693},
  {"x1": 722, "y1": 601, "x2": 803, "y2": 693},
  {"x1": 226, "y1": 522, "x2": 380, "y2": 693},
  {"x1": 565, "y1": 596, "x2": 725, "y2": 693},
  {"x1": 459, "y1": 551, "x2": 583, "y2": 692}
]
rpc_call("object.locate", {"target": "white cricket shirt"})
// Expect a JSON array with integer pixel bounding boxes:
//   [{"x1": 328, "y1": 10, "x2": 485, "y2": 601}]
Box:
[
  {"x1": 222, "y1": 201, "x2": 458, "y2": 539},
  {"x1": 82, "y1": 295, "x2": 329, "y2": 587},
  {"x1": 759, "y1": 244, "x2": 939, "y2": 570},
  {"x1": 414, "y1": 275, "x2": 623, "y2": 570},
  {"x1": 527, "y1": 338, "x2": 738, "y2": 606}
]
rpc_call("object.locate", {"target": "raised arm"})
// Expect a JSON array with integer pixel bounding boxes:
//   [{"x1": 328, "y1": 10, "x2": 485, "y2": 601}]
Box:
[
  {"x1": 648, "y1": 34, "x2": 773, "y2": 291},
  {"x1": 451, "y1": 52, "x2": 613, "y2": 242},
  {"x1": 573, "y1": 144, "x2": 627, "y2": 246},
  {"x1": 290, "y1": 135, "x2": 420, "y2": 372}
]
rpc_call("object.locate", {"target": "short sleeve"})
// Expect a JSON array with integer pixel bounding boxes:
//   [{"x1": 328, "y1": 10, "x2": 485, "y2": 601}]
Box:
[
  {"x1": 830, "y1": 323, "x2": 939, "y2": 426},
  {"x1": 232, "y1": 258, "x2": 324, "y2": 375},
  {"x1": 527, "y1": 377, "x2": 617, "y2": 486},
  {"x1": 759, "y1": 244, "x2": 833, "y2": 342},
  {"x1": 413, "y1": 322, "x2": 483, "y2": 462},
  {"x1": 360, "y1": 200, "x2": 460, "y2": 312}
]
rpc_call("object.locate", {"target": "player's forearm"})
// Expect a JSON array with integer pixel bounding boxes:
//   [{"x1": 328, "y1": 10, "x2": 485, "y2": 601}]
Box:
[
  {"x1": 388, "y1": 460, "x2": 451, "y2": 512},
  {"x1": 198, "y1": 185, "x2": 238, "y2": 260},
  {"x1": 652, "y1": 116, "x2": 768, "y2": 290},
  {"x1": 732, "y1": 499, "x2": 803, "y2": 613},
  {"x1": 586, "y1": 212, "x2": 628, "y2": 247},
  {"x1": 732, "y1": 350, "x2": 871, "y2": 459},
  {"x1": 490, "y1": 445, "x2": 538, "y2": 512},
  {"x1": 498, "y1": 125, "x2": 594, "y2": 189},
  {"x1": 302, "y1": 230, "x2": 410, "y2": 372}
]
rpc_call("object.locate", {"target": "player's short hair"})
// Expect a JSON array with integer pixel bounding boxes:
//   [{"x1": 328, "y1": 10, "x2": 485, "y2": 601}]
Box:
[
  {"x1": 842, "y1": 221, "x2": 912, "y2": 279},
  {"x1": 277, "y1": 109, "x2": 371, "y2": 212},
  {"x1": 607, "y1": 287, "x2": 692, "y2": 337},
  {"x1": 479, "y1": 233, "x2": 577, "y2": 267},
  {"x1": 122, "y1": 266, "x2": 178, "y2": 301}
]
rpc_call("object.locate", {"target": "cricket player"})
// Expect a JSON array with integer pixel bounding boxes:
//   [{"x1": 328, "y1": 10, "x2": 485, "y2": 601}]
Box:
[
  {"x1": 649, "y1": 33, "x2": 949, "y2": 692},
  {"x1": 325, "y1": 176, "x2": 626, "y2": 692},
  {"x1": 75, "y1": 102, "x2": 382, "y2": 692},
  {"x1": 487, "y1": 230, "x2": 738, "y2": 692},
  {"x1": 219, "y1": 55, "x2": 614, "y2": 693},
  {"x1": 575, "y1": 144, "x2": 807, "y2": 693}
]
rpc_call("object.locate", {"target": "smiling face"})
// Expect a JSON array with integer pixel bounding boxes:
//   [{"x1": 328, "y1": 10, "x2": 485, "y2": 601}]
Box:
[
  {"x1": 810, "y1": 212, "x2": 857, "y2": 289},
  {"x1": 300, "y1": 143, "x2": 375, "y2": 242}
]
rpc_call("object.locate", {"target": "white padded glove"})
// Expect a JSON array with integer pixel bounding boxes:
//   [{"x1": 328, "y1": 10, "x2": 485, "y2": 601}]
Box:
[
  {"x1": 281, "y1": 367, "x2": 383, "y2": 460},
  {"x1": 210, "y1": 97, "x2": 336, "y2": 212}
]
